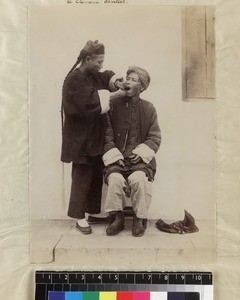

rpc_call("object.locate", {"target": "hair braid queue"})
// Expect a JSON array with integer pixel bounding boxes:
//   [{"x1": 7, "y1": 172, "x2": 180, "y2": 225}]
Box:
[
  {"x1": 61, "y1": 59, "x2": 83, "y2": 132},
  {"x1": 61, "y1": 50, "x2": 90, "y2": 131}
]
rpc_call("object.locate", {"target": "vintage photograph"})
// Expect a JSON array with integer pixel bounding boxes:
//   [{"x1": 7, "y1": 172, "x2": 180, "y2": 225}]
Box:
[{"x1": 29, "y1": 5, "x2": 216, "y2": 267}]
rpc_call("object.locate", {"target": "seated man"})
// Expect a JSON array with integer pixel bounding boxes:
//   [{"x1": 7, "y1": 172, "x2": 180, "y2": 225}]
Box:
[{"x1": 102, "y1": 66, "x2": 161, "y2": 237}]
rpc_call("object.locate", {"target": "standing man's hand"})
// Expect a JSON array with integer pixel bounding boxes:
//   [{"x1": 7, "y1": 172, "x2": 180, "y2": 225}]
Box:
[
  {"x1": 114, "y1": 76, "x2": 125, "y2": 90},
  {"x1": 110, "y1": 89, "x2": 126, "y2": 100}
]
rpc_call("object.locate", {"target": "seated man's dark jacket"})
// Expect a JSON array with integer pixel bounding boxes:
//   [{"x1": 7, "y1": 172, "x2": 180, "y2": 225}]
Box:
[{"x1": 104, "y1": 97, "x2": 161, "y2": 181}]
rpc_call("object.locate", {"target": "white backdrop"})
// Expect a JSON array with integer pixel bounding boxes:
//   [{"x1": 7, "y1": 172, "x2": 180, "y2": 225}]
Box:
[{"x1": 30, "y1": 5, "x2": 215, "y2": 220}]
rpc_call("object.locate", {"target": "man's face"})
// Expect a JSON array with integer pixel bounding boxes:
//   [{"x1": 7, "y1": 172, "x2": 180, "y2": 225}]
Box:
[
  {"x1": 87, "y1": 54, "x2": 105, "y2": 74},
  {"x1": 125, "y1": 72, "x2": 142, "y2": 97}
]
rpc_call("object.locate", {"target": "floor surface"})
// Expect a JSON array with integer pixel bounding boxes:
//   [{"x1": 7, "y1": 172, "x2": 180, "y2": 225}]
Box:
[{"x1": 30, "y1": 219, "x2": 216, "y2": 268}]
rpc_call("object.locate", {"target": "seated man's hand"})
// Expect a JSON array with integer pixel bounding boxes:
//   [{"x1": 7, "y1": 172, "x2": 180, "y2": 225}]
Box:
[
  {"x1": 129, "y1": 154, "x2": 142, "y2": 165},
  {"x1": 117, "y1": 159, "x2": 125, "y2": 167}
]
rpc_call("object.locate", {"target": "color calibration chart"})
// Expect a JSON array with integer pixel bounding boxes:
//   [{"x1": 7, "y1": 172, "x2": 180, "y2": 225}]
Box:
[{"x1": 35, "y1": 271, "x2": 213, "y2": 300}]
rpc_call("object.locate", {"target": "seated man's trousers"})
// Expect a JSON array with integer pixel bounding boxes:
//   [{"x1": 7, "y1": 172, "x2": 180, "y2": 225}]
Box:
[{"x1": 105, "y1": 170, "x2": 152, "y2": 219}]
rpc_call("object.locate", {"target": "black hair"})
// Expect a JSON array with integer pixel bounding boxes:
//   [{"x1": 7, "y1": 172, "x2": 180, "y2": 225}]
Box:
[{"x1": 61, "y1": 49, "x2": 92, "y2": 132}]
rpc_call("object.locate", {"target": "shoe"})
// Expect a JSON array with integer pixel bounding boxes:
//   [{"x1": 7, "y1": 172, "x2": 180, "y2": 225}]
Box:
[
  {"x1": 106, "y1": 211, "x2": 125, "y2": 236},
  {"x1": 87, "y1": 216, "x2": 109, "y2": 224},
  {"x1": 132, "y1": 214, "x2": 145, "y2": 237},
  {"x1": 76, "y1": 222, "x2": 92, "y2": 235},
  {"x1": 108, "y1": 212, "x2": 116, "y2": 225}
]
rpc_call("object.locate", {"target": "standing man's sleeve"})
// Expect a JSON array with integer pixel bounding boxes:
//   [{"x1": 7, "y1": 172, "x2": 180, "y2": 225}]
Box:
[
  {"x1": 63, "y1": 73, "x2": 102, "y2": 118},
  {"x1": 92, "y1": 70, "x2": 118, "y2": 114}
]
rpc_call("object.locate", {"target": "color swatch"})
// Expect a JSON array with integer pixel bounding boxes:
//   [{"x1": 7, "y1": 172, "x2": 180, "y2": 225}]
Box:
[
  {"x1": 35, "y1": 271, "x2": 212, "y2": 300},
  {"x1": 48, "y1": 291, "x2": 199, "y2": 300}
]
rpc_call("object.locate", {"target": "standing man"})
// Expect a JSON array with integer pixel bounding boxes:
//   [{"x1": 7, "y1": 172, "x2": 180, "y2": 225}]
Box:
[
  {"x1": 61, "y1": 40, "x2": 125, "y2": 234},
  {"x1": 102, "y1": 66, "x2": 161, "y2": 237}
]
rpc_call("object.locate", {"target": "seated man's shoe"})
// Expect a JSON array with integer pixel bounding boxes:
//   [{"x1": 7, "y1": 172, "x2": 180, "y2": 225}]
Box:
[
  {"x1": 76, "y1": 222, "x2": 92, "y2": 235},
  {"x1": 132, "y1": 214, "x2": 145, "y2": 237},
  {"x1": 106, "y1": 211, "x2": 124, "y2": 236}
]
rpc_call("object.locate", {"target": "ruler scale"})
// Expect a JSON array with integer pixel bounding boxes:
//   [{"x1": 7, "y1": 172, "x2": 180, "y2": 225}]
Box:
[{"x1": 35, "y1": 271, "x2": 213, "y2": 300}]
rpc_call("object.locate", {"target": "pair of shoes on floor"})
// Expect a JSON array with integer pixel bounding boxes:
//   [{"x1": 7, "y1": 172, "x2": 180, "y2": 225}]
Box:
[
  {"x1": 76, "y1": 222, "x2": 92, "y2": 235},
  {"x1": 106, "y1": 211, "x2": 147, "y2": 237}
]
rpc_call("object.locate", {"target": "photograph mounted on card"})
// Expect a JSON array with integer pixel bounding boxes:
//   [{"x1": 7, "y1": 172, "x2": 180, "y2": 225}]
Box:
[{"x1": 29, "y1": 4, "x2": 216, "y2": 267}]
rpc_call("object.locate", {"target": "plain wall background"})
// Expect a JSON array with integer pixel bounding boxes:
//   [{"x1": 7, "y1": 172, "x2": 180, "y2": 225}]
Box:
[{"x1": 30, "y1": 5, "x2": 215, "y2": 220}]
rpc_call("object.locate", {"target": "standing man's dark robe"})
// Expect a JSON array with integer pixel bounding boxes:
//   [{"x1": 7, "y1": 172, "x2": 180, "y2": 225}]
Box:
[{"x1": 61, "y1": 68, "x2": 114, "y2": 218}]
